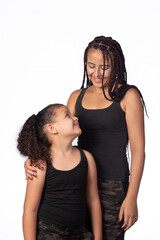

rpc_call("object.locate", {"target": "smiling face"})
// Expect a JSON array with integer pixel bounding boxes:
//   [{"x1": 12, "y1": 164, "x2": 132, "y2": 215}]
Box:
[
  {"x1": 53, "y1": 106, "x2": 82, "y2": 139},
  {"x1": 87, "y1": 48, "x2": 112, "y2": 88}
]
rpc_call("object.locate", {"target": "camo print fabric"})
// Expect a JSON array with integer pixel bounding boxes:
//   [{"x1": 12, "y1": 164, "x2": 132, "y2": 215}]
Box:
[
  {"x1": 98, "y1": 178, "x2": 129, "y2": 240},
  {"x1": 37, "y1": 219, "x2": 94, "y2": 240}
]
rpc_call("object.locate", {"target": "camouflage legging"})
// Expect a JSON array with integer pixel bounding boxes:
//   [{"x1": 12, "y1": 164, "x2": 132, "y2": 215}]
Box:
[
  {"x1": 98, "y1": 178, "x2": 129, "y2": 240},
  {"x1": 37, "y1": 219, "x2": 94, "y2": 240}
]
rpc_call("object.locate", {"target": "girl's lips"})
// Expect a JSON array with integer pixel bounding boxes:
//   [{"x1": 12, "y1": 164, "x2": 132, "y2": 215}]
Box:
[{"x1": 74, "y1": 122, "x2": 79, "y2": 127}]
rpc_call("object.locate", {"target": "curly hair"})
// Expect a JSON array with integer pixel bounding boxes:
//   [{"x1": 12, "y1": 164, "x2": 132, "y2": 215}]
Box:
[
  {"x1": 81, "y1": 36, "x2": 127, "y2": 100},
  {"x1": 17, "y1": 104, "x2": 64, "y2": 168}
]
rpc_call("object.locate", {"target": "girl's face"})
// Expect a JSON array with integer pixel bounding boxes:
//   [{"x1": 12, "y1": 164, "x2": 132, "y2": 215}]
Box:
[
  {"x1": 87, "y1": 48, "x2": 112, "y2": 88},
  {"x1": 54, "y1": 106, "x2": 82, "y2": 138}
]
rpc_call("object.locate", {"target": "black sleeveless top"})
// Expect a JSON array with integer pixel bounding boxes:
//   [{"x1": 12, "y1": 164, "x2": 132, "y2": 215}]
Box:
[
  {"x1": 38, "y1": 147, "x2": 88, "y2": 228},
  {"x1": 76, "y1": 88, "x2": 129, "y2": 181}
]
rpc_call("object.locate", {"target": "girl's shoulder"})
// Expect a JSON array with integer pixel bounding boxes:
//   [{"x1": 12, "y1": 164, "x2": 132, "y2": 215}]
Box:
[{"x1": 81, "y1": 149, "x2": 95, "y2": 165}]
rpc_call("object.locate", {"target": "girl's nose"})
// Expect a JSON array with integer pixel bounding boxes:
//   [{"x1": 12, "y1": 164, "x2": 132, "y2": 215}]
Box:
[{"x1": 73, "y1": 116, "x2": 78, "y2": 122}]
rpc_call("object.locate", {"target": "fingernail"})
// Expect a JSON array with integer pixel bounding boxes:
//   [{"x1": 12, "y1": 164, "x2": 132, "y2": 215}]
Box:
[{"x1": 118, "y1": 218, "x2": 120, "y2": 222}]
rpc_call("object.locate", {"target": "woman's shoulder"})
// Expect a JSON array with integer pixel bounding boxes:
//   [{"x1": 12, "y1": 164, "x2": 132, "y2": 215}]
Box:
[
  {"x1": 123, "y1": 86, "x2": 141, "y2": 99},
  {"x1": 120, "y1": 85, "x2": 144, "y2": 112},
  {"x1": 68, "y1": 89, "x2": 82, "y2": 101},
  {"x1": 67, "y1": 89, "x2": 84, "y2": 114},
  {"x1": 119, "y1": 84, "x2": 144, "y2": 112},
  {"x1": 117, "y1": 84, "x2": 143, "y2": 101}
]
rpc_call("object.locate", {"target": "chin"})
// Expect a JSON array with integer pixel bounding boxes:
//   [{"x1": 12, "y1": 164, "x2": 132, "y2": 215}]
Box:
[{"x1": 77, "y1": 129, "x2": 82, "y2": 136}]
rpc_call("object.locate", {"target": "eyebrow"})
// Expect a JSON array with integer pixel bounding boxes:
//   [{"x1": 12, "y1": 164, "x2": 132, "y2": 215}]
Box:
[
  {"x1": 64, "y1": 109, "x2": 70, "y2": 115},
  {"x1": 88, "y1": 62, "x2": 110, "y2": 67}
]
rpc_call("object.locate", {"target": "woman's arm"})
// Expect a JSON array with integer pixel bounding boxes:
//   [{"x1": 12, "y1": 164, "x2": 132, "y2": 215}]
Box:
[
  {"x1": 119, "y1": 88, "x2": 145, "y2": 231},
  {"x1": 84, "y1": 150, "x2": 102, "y2": 240},
  {"x1": 23, "y1": 162, "x2": 46, "y2": 240}
]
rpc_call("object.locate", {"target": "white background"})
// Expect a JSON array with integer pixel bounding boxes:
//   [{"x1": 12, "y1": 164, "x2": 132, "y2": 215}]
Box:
[{"x1": 0, "y1": 0, "x2": 160, "y2": 239}]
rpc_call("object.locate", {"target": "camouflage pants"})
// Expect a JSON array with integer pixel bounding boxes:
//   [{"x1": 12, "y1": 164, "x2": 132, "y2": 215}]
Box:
[
  {"x1": 98, "y1": 178, "x2": 129, "y2": 240},
  {"x1": 37, "y1": 219, "x2": 94, "y2": 240}
]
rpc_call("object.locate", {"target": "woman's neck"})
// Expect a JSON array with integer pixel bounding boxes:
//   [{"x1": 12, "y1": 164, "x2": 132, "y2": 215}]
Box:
[{"x1": 90, "y1": 85, "x2": 109, "y2": 97}]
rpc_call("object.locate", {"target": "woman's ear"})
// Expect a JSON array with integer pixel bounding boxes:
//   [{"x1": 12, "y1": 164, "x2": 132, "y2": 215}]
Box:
[{"x1": 46, "y1": 123, "x2": 58, "y2": 135}]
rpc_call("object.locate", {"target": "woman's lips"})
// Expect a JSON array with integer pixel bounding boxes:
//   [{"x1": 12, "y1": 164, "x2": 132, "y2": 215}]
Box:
[{"x1": 93, "y1": 78, "x2": 102, "y2": 83}]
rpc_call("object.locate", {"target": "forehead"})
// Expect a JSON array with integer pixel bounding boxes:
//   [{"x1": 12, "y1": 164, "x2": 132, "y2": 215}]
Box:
[
  {"x1": 56, "y1": 106, "x2": 69, "y2": 115},
  {"x1": 87, "y1": 48, "x2": 111, "y2": 64}
]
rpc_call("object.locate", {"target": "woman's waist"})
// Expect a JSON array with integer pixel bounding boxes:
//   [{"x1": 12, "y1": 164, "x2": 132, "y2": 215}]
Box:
[{"x1": 78, "y1": 132, "x2": 128, "y2": 150}]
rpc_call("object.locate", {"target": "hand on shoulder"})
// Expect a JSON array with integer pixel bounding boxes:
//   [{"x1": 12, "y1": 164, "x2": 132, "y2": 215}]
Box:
[{"x1": 28, "y1": 161, "x2": 47, "y2": 183}]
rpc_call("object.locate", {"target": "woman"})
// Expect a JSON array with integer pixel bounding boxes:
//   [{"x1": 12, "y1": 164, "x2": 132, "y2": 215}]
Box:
[{"x1": 25, "y1": 36, "x2": 145, "y2": 240}]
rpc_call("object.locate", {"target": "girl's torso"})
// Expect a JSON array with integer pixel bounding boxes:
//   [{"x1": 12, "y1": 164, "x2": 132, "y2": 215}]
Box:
[{"x1": 38, "y1": 147, "x2": 88, "y2": 229}]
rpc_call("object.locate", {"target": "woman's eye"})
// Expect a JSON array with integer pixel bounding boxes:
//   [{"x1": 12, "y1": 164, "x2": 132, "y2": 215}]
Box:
[
  {"x1": 101, "y1": 65, "x2": 109, "y2": 70},
  {"x1": 88, "y1": 64, "x2": 95, "y2": 68}
]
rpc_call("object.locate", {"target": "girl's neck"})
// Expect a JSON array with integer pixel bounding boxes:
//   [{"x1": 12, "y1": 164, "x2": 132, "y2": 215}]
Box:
[{"x1": 50, "y1": 140, "x2": 74, "y2": 157}]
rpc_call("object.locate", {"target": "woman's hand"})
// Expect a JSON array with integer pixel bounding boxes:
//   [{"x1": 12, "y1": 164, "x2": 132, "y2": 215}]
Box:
[
  {"x1": 118, "y1": 196, "x2": 138, "y2": 231},
  {"x1": 24, "y1": 158, "x2": 37, "y2": 180}
]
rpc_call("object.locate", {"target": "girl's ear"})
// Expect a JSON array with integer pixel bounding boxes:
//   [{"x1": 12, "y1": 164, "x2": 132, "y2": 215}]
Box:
[{"x1": 46, "y1": 123, "x2": 58, "y2": 135}]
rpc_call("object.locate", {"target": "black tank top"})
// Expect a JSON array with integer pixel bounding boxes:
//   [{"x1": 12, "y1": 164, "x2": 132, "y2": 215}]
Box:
[
  {"x1": 76, "y1": 88, "x2": 129, "y2": 181},
  {"x1": 38, "y1": 147, "x2": 88, "y2": 228}
]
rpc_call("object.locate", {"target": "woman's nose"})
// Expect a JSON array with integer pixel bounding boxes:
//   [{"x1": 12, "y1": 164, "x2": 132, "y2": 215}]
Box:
[{"x1": 93, "y1": 67, "x2": 101, "y2": 77}]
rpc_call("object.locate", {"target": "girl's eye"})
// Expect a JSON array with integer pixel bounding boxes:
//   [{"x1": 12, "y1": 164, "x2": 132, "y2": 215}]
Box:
[{"x1": 66, "y1": 113, "x2": 71, "y2": 118}]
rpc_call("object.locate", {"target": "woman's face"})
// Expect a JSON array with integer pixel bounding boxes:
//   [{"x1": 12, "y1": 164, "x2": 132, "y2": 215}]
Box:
[{"x1": 87, "y1": 48, "x2": 112, "y2": 88}]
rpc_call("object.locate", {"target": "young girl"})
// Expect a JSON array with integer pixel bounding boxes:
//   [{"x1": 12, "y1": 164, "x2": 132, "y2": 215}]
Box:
[{"x1": 17, "y1": 103, "x2": 102, "y2": 240}]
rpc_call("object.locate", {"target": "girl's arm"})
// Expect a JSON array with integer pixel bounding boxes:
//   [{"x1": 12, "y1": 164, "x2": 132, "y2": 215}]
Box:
[
  {"x1": 23, "y1": 162, "x2": 46, "y2": 240},
  {"x1": 24, "y1": 89, "x2": 82, "y2": 180},
  {"x1": 119, "y1": 88, "x2": 145, "y2": 231},
  {"x1": 84, "y1": 150, "x2": 102, "y2": 240}
]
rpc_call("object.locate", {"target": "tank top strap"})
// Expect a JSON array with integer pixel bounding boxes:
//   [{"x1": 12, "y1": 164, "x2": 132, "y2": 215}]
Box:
[
  {"x1": 76, "y1": 88, "x2": 87, "y2": 109},
  {"x1": 74, "y1": 146, "x2": 88, "y2": 168},
  {"x1": 117, "y1": 84, "x2": 148, "y2": 117}
]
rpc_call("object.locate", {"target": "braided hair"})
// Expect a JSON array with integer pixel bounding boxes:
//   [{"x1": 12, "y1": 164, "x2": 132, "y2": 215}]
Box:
[
  {"x1": 81, "y1": 36, "x2": 148, "y2": 116},
  {"x1": 81, "y1": 36, "x2": 127, "y2": 100},
  {"x1": 17, "y1": 103, "x2": 64, "y2": 168}
]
